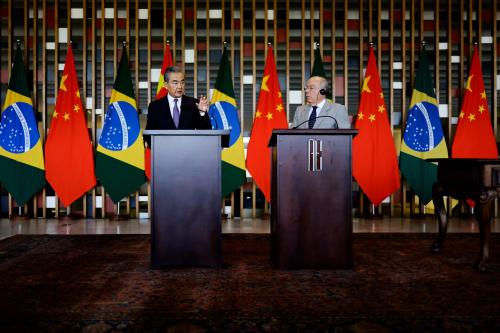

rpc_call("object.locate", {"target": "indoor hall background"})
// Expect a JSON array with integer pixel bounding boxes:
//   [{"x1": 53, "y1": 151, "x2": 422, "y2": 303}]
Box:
[{"x1": 0, "y1": 0, "x2": 498, "y2": 219}]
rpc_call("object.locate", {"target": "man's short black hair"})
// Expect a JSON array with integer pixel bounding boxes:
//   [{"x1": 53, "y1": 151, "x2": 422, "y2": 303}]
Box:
[{"x1": 164, "y1": 66, "x2": 183, "y2": 83}]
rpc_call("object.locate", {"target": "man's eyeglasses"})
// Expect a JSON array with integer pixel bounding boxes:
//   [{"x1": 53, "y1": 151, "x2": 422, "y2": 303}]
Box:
[
  {"x1": 170, "y1": 80, "x2": 185, "y2": 86},
  {"x1": 304, "y1": 86, "x2": 320, "y2": 91}
]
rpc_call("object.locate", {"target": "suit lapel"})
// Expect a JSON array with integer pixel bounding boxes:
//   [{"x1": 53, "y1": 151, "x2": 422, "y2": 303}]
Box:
[
  {"x1": 304, "y1": 106, "x2": 312, "y2": 125},
  {"x1": 177, "y1": 96, "x2": 189, "y2": 128},
  {"x1": 314, "y1": 101, "x2": 329, "y2": 128}
]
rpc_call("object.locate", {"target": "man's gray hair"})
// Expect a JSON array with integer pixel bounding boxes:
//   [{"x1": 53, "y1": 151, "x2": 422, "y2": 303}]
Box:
[
  {"x1": 164, "y1": 66, "x2": 183, "y2": 83},
  {"x1": 317, "y1": 76, "x2": 330, "y2": 93}
]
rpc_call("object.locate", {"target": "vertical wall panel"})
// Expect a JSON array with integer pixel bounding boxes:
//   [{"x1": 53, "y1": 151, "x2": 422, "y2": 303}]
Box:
[
  {"x1": 343, "y1": 0, "x2": 348, "y2": 110},
  {"x1": 400, "y1": 0, "x2": 407, "y2": 217},
  {"x1": 331, "y1": 0, "x2": 335, "y2": 103},
  {"x1": 0, "y1": 0, "x2": 499, "y2": 219},
  {"x1": 42, "y1": 0, "x2": 48, "y2": 218},
  {"x1": 54, "y1": 0, "x2": 59, "y2": 217},
  {"x1": 91, "y1": 0, "x2": 97, "y2": 218},
  {"x1": 100, "y1": 0, "x2": 106, "y2": 218}
]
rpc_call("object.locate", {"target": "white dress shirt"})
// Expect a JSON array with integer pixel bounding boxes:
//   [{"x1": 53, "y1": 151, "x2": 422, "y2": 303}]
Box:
[
  {"x1": 167, "y1": 94, "x2": 206, "y2": 116},
  {"x1": 167, "y1": 94, "x2": 182, "y2": 119},
  {"x1": 308, "y1": 99, "x2": 327, "y2": 118}
]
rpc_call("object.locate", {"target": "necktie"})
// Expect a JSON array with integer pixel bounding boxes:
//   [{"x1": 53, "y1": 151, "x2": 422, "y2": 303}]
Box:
[
  {"x1": 173, "y1": 98, "x2": 180, "y2": 128},
  {"x1": 308, "y1": 106, "x2": 317, "y2": 129}
]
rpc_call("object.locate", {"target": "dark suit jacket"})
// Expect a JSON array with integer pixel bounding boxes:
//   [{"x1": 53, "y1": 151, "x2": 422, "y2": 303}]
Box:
[{"x1": 144, "y1": 95, "x2": 212, "y2": 146}]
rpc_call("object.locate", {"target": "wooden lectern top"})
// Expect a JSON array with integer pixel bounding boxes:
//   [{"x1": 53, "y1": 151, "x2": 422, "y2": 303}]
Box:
[
  {"x1": 268, "y1": 129, "x2": 358, "y2": 146},
  {"x1": 143, "y1": 129, "x2": 230, "y2": 148}
]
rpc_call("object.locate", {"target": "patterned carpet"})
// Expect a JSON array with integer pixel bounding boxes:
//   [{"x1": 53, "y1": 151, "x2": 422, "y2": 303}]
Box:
[{"x1": 0, "y1": 233, "x2": 499, "y2": 332}]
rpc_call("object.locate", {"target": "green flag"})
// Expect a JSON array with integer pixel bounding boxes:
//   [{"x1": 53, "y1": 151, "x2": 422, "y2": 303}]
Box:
[
  {"x1": 208, "y1": 46, "x2": 246, "y2": 196},
  {"x1": 95, "y1": 47, "x2": 146, "y2": 203},
  {"x1": 311, "y1": 45, "x2": 332, "y2": 100},
  {"x1": 0, "y1": 44, "x2": 45, "y2": 205},
  {"x1": 400, "y1": 46, "x2": 448, "y2": 204},
  {"x1": 312, "y1": 46, "x2": 327, "y2": 77}
]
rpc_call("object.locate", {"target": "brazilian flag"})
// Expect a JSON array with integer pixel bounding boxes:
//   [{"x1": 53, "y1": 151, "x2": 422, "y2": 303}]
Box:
[
  {"x1": 400, "y1": 46, "x2": 448, "y2": 204},
  {"x1": 209, "y1": 45, "x2": 246, "y2": 196},
  {"x1": 0, "y1": 44, "x2": 45, "y2": 206},
  {"x1": 95, "y1": 46, "x2": 145, "y2": 203},
  {"x1": 311, "y1": 45, "x2": 332, "y2": 100}
]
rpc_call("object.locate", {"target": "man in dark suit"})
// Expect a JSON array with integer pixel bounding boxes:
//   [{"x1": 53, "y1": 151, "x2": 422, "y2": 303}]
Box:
[{"x1": 145, "y1": 66, "x2": 212, "y2": 146}]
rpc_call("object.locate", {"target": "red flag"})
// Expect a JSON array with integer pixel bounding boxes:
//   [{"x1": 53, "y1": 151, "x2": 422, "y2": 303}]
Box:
[
  {"x1": 246, "y1": 47, "x2": 288, "y2": 202},
  {"x1": 45, "y1": 45, "x2": 96, "y2": 206},
  {"x1": 352, "y1": 46, "x2": 400, "y2": 206},
  {"x1": 146, "y1": 42, "x2": 174, "y2": 180},
  {"x1": 452, "y1": 47, "x2": 498, "y2": 158},
  {"x1": 155, "y1": 42, "x2": 174, "y2": 100}
]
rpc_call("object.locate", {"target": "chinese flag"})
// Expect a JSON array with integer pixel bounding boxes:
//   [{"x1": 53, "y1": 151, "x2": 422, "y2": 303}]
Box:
[
  {"x1": 452, "y1": 47, "x2": 498, "y2": 159},
  {"x1": 45, "y1": 45, "x2": 96, "y2": 206},
  {"x1": 155, "y1": 42, "x2": 174, "y2": 100},
  {"x1": 145, "y1": 42, "x2": 174, "y2": 180},
  {"x1": 352, "y1": 46, "x2": 400, "y2": 206},
  {"x1": 246, "y1": 46, "x2": 288, "y2": 202}
]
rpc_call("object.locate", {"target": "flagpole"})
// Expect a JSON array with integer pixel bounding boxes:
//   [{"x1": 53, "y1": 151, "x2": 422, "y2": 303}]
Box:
[
  {"x1": 410, "y1": 40, "x2": 425, "y2": 218},
  {"x1": 13, "y1": 41, "x2": 21, "y2": 219},
  {"x1": 369, "y1": 41, "x2": 384, "y2": 219},
  {"x1": 17, "y1": 40, "x2": 23, "y2": 219},
  {"x1": 262, "y1": 43, "x2": 272, "y2": 218},
  {"x1": 67, "y1": 40, "x2": 73, "y2": 220}
]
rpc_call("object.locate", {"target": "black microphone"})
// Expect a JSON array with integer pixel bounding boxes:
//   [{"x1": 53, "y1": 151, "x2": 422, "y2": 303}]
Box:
[{"x1": 292, "y1": 115, "x2": 339, "y2": 129}]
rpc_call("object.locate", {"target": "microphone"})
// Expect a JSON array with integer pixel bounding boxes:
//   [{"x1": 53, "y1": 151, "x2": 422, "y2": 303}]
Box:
[{"x1": 292, "y1": 115, "x2": 339, "y2": 129}]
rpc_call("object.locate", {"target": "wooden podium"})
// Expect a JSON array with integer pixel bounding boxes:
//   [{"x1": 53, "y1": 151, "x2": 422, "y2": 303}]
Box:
[
  {"x1": 144, "y1": 130, "x2": 229, "y2": 268},
  {"x1": 269, "y1": 129, "x2": 357, "y2": 269}
]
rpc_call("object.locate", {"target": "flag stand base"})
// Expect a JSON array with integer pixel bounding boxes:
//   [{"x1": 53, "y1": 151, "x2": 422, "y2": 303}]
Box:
[
  {"x1": 109, "y1": 213, "x2": 130, "y2": 221},
  {"x1": 363, "y1": 213, "x2": 383, "y2": 220},
  {"x1": 410, "y1": 212, "x2": 428, "y2": 219},
  {"x1": 58, "y1": 213, "x2": 83, "y2": 221},
  {"x1": 10, "y1": 213, "x2": 30, "y2": 220},
  {"x1": 362, "y1": 204, "x2": 383, "y2": 220}
]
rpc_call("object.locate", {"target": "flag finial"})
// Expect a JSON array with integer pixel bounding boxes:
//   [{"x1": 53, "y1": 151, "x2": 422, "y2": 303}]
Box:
[
  {"x1": 369, "y1": 41, "x2": 374, "y2": 48},
  {"x1": 16, "y1": 39, "x2": 20, "y2": 46},
  {"x1": 421, "y1": 40, "x2": 426, "y2": 46},
  {"x1": 166, "y1": 39, "x2": 170, "y2": 45},
  {"x1": 122, "y1": 41, "x2": 127, "y2": 47}
]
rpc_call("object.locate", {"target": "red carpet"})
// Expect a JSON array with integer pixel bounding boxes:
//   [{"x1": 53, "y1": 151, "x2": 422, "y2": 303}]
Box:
[{"x1": 0, "y1": 233, "x2": 499, "y2": 332}]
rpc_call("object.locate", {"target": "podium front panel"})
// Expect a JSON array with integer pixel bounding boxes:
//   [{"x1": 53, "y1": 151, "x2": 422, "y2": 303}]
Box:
[
  {"x1": 271, "y1": 130, "x2": 354, "y2": 269},
  {"x1": 149, "y1": 132, "x2": 224, "y2": 268}
]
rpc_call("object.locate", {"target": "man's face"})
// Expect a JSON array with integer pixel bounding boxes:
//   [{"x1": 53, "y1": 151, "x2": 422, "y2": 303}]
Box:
[
  {"x1": 165, "y1": 72, "x2": 185, "y2": 98},
  {"x1": 304, "y1": 78, "x2": 324, "y2": 105}
]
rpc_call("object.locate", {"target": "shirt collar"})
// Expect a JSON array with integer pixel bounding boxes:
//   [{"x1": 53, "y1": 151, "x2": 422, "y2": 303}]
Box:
[
  {"x1": 314, "y1": 99, "x2": 327, "y2": 110},
  {"x1": 167, "y1": 94, "x2": 182, "y2": 106}
]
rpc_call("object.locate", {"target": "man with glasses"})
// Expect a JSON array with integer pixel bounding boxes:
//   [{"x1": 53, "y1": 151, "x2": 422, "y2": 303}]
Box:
[
  {"x1": 145, "y1": 66, "x2": 211, "y2": 139},
  {"x1": 291, "y1": 76, "x2": 350, "y2": 129}
]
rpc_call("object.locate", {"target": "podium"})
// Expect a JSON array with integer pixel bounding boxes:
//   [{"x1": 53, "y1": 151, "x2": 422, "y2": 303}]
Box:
[
  {"x1": 269, "y1": 129, "x2": 357, "y2": 269},
  {"x1": 144, "y1": 130, "x2": 229, "y2": 268}
]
